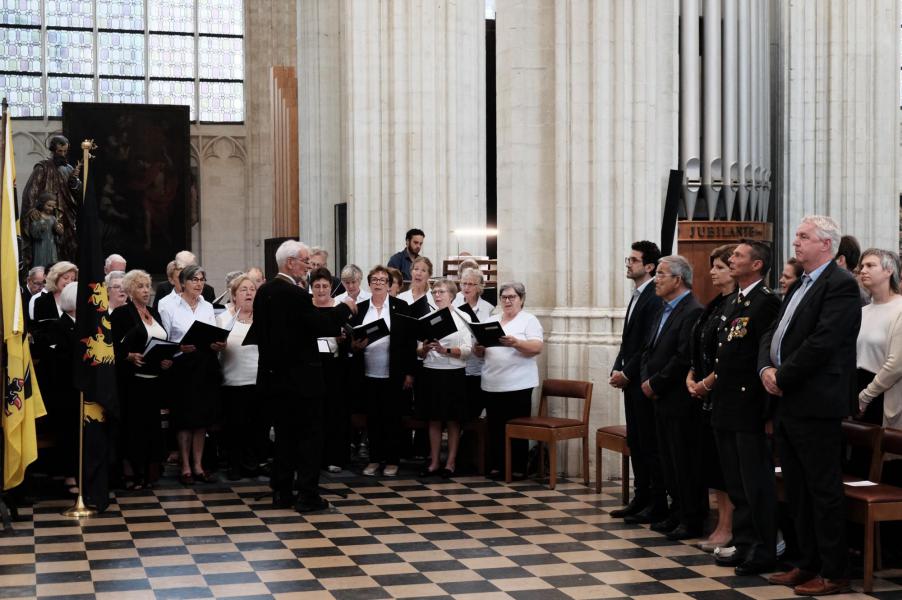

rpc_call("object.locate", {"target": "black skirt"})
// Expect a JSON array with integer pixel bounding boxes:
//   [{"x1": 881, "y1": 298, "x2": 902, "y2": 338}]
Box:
[
  {"x1": 417, "y1": 367, "x2": 467, "y2": 422},
  {"x1": 168, "y1": 350, "x2": 222, "y2": 430}
]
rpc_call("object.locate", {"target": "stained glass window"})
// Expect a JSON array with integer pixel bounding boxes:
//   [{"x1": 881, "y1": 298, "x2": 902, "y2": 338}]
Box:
[
  {"x1": 149, "y1": 0, "x2": 194, "y2": 33},
  {"x1": 2, "y1": 1, "x2": 244, "y2": 122},
  {"x1": 97, "y1": 0, "x2": 144, "y2": 30},
  {"x1": 0, "y1": 1, "x2": 39, "y2": 26},
  {"x1": 99, "y1": 32, "x2": 144, "y2": 77},
  {"x1": 0, "y1": 27, "x2": 41, "y2": 72}
]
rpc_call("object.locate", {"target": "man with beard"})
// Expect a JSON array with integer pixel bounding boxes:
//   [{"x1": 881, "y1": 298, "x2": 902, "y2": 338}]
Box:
[{"x1": 21, "y1": 135, "x2": 81, "y2": 267}]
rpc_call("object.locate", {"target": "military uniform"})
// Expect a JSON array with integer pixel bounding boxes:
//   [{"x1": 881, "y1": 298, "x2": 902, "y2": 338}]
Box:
[{"x1": 712, "y1": 282, "x2": 781, "y2": 568}]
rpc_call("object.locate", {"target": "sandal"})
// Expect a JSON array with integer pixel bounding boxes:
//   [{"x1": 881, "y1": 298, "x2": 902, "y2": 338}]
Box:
[{"x1": 193, "y1": 470, "x2": 216, "y2": 483}]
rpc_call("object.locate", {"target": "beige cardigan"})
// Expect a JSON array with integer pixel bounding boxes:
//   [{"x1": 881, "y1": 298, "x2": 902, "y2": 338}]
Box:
[{"x1": 859, "y1": 306, "x2": 902, "y2": 431}]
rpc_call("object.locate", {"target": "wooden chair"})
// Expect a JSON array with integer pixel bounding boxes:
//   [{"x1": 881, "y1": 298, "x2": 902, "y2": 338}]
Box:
[
  {"x1": 845, "y1": 427, "x2": 902, "y2": 593},
  {"x1": 505, "y1": 379, "x2": 593, "y2": 489},
  {"x1": 595, "y1": 425, "x2": 630, "y2": 501}
]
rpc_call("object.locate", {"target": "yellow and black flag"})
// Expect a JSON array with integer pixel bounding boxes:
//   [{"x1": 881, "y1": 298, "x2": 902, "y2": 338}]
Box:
[
  {"x1": 1, "y1": 107, "x2": 47, "y2": 491},
  {"x1": 73, "y1": 142, "x2": 117, "y2": 511}
]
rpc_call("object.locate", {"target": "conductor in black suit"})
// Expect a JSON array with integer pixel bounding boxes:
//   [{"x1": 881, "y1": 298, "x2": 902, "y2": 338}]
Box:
[
  {"x1": 703, "y1": 241, "x2": 780, "y2": 575},
  {"x1": 253, "y1": 240, "x2": 357, "y2": 513},
  {"x1": 758, "y1": 216, "x2": 860, "y2": 596},
  {"x1": 639, "y1": 255, "x2": 706, "y2": 540},
  {"x1": 609, "y1": 241, "x2": 665, "y2": 520}
]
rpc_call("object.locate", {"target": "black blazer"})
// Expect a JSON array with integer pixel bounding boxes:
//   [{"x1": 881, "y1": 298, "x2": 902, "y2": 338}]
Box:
[
  {"x1": 32, "y1": 291, "x2": 60, "y2": 323},
  {"x1": 757, "y1": 261, "x2": 861, "y2": 419},
  {"x1": 612, "y1": 281, "x2": 664, "y2": 384},
  {"x1": 640, "y1": 292, "x2": 704, "y2": 417},
  {"x1": 349, "y1": 295, "x2": 416, "y2": 385},
  {"x1": 153, "y1": 281, "x2": 215, "y2": 310},
  {"x1": 712, "y1": 284, "x2": 781, "y2": 431},
  {"x1": 252, "y1": 274, "x2": 351, "y2": 399},
  {"x1": 109, "y1": 301, "x2": 167, "y2": 377}
]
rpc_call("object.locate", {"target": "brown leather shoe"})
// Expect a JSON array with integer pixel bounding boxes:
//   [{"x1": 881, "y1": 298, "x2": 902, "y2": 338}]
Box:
[
  {"x1": 767, "y1": 567, "x2": 816, "y2": 587},
  {"x1": 793, "y1": 576, "x2": 851, "y2": 596}
]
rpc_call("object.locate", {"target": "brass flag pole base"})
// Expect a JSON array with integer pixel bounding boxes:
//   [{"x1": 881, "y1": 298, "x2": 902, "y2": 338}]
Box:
[{"x1": 61, "y1": 494, "x2": 97, "y2": 519}]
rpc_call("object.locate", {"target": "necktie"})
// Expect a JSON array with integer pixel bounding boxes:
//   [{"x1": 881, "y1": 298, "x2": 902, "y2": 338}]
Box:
[
  {"x1": 737, "y1": 292, "x2": 745, "y2": 304},
  {"x1": 769, "y1": 274, "x2": 812, "y2": 366}
]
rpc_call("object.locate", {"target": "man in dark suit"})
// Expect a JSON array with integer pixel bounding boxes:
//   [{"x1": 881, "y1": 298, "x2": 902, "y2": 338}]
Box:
[
  {"x1": 253, "y1": 240, "x2": 357, "y2": 513},
  {"x1": 704, "y1": 240, "x2": 780, "y2": 575},
  {"x1": 640, "y1": 255, "x2": 706, "y2": 540},
  {"x1": 609, "y1": 241, "x2": 665, "y2": 520},
  {"x1": 758, "y1": 216, "x2": 860, "y2": 596}
]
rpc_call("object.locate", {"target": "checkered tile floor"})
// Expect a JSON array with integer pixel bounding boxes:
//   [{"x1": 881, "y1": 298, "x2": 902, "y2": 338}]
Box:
[{"x1": 1, "y1": 475, "x2": 900, "y2": 599}]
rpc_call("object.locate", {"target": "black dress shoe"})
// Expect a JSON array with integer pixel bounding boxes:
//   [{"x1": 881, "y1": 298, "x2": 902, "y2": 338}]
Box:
[
  {"x1": 734, "y1": 561, "x2": 776, "y2": 576},
  {"x1": 610, "y1": 497, "x2": 649, "y2": 518},
  {"x1": 272, "y1": 491, "x2": 295, "y2": 509},
  {"x1": 650, "y1": 517, "x2": 680, "y2": 533},
  {"x1": 624, "y1": 504, "x2": 668, "y2": 524},
  {"x1": 665, "y1": 524, "x2": 703, "y2": 541},
  {"x1": 714, "y1": 553, "x2": 746, "y2": 568},
  {"x1": 295, "y1": 496, "x2": 330, "y2": 514}
]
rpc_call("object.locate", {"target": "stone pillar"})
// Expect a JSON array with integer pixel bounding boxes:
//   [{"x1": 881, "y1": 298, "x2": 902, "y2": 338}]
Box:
[
  {"x1": 496, "y1": 0, "x2": 679, "y2": 478},
  {"x1": 773, "y1": 0, "x2": 900, "y2": 250},
  {"x1": 298, "y1": 0, "x2": 487, "y2": 273}
]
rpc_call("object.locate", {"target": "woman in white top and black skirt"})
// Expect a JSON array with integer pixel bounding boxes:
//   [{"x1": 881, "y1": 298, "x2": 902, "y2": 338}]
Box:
[
  {"x1": 217, "y1": 273, "x2": 262, "y2": 481},
  {"x1": 111, "y1": 270, "x2": 172, "y2": 489},
  {"x1": 417, "y1": 279, "x2": 472, "y2": 478},
  {"x1": 159, "y1": 265, "x2": 226, "y2": 485},
  {"x1": 474, "y1": 282, "x2": 544, "y2": 479},
  {"x1": 453, "y1": 268, "x2": 495, "y2": 420}
]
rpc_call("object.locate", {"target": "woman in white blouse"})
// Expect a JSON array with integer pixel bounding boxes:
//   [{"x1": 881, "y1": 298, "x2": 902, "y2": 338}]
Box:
[
  {"x1": 474, "y1": 282, "x2": 544, "y2": 478},
  {"x1": 417, "y1": 279, "x2": 472, "y2": 478},
  {"x1": 398, "y1": 256, "x2": 436, "y2": 317},
  {"x1": 217, "y1": 274, "x2": 261, "y2": 481},
  {"x1": 856, "y1": 249, "x2": 902, "y2": 428},
  {"x1": 159, "y1": 265, "x2": 226, "y2": 485},
  {"x1": 453, "y1": 268, "x2": 495, "y2": 420}
]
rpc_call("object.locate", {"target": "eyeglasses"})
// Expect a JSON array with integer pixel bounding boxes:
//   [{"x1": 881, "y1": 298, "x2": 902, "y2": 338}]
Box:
[
  {"x1": 500, "y1": 294, "x2": 519, "y2": 302},
  {"x1": 432, "y1": 289, "x2": 449, "y2": 295},
  {"x1": 188, "y1": 277, "x2": 206, "y2": 283},
  {"x1": 654, "y1": 272, "x2": 678, "y2": 279},
  {"x1": 625, "y1": 257, "x2": 642, "y2": 265},
  {"x1": 370, "y1": 277, "x2": 389, "y2": 284}
]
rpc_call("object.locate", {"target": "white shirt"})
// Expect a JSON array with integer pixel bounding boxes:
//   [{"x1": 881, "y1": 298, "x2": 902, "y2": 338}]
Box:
[
  {"x1": 452, "y1": 295, "x2": 495, "y2": 375},
  {"x1": 738, "y1": 279, "x2": 762, "y2": 299},
  {"x1": 626, "y1": 278, "x2": 653, "y2": 323},
  {"x1": 157, "y1": 288, "x2": 179, "y2": 314},
  {"x1": 422, "y1": 307, "x2": 472, "y2": 370},
  {"x1": 160, "y1": 294, "x2": 216, "y2": 343},
  {"x1": 398, "y1": 289, "x2": 436, "y2": 312},
  {"x1": 857, "y1": 296, "x2": 902, "y2": 374},
  {"x1": 334, "y1": 289, "x2": 371, "y2": 305},
  {"x1": 481, "y1": 310, "x2": 544, "y2": 393},
  {"x1": 28, "y1": 289, "x2": 49, "y2": 319},
  {"x1": 363, "y1": 300, "x2": 392, "y2": 378},
  {"x1": 217, "y1": 313, "x2": 258, "y2": 387}
]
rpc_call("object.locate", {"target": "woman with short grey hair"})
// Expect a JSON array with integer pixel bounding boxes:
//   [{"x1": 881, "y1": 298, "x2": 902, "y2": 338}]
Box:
[
  {"x1": 334, "y1": 263, "x2": 371, "y2": 304},
  {"x1": 473, "y1": 281, "x2": 543, "y2": 478},
  {"x1": 453, "y1": 268, "x2": 495, "y2": 420}
]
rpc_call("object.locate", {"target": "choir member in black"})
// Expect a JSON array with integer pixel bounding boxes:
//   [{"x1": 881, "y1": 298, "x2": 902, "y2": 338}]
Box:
[
  {"x1": 31, "y1": 260, "x2": 77, "y2": 321},
  {"x1": 350, "y1": 265, "x2": 416, "y2": 477},
  {"x1": 685, "y1": 244, "x2": 736, "y2": 552},
  {"x1": 110, "y1": 270, "x2": 172, "y2": 489},
  {"x1": 216, "y1": 274, "x2": 262, "y2": 481},
  {"x1": 417, "y1": 279, "x2": 472, "y2": 478},
  {"x1": 310, "y1": 267, "x2": 351, "y2": 473},
  {"x1": 159, "y1": 265, "x2": 225, "y2": 485}
]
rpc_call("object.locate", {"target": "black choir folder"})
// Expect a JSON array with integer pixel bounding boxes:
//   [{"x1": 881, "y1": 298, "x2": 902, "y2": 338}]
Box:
[
  {"x1": 466, "y1": 320, "x2": 505, "y2": 347},
  {"x1": 178, "y1": 320, "x2": 231, "y2": 347},
  {"x1": 345, "y1": 318, "x2": 390, "y2": 345},
  {"x1": 396, "y1": 307, "x2": 457, "y2": 342},
  {"x1": 139, "y1": 338, "x2": 180, "y2": 374}
]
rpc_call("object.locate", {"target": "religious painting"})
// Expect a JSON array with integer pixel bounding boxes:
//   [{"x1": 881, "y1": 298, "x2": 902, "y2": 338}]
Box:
[{"x1": 62, "y1": 102, "x2": 190, "y2": 276}]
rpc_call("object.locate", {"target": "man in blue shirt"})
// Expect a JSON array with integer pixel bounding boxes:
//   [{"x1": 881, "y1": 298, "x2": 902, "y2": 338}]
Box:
[{"x1": 387, "y1": 228, "x2": 425, "y2": 282}]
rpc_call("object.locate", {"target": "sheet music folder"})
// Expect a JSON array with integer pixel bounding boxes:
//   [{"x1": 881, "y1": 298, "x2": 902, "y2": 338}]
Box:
[
  {"x1": 139, "y1": 338, "x2": 180, "y2": 374},
  {"x1": 465, "y1": 320, "x2": 505, "y2": 347},
  {"x1": 179, "y1": 320, "x2": 231, "y2": 347},
  {"x1": 396, "y1": 307, "x2": 457, "y2": 342},
  {"x1": 344, "y1": 318, "x2": 390, "y2": 345}
]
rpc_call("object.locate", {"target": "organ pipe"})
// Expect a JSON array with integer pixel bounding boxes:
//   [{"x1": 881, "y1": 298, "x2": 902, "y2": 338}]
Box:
[
  {"x1": 703, "y1": 0, "x2": 722, "y2": 218},
  {"x1": 680, "y1": 0, "x2": 701, "y2": 219}
]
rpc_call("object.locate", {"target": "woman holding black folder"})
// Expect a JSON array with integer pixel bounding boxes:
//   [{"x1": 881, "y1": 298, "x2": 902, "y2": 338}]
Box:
[
  {"x1": 453, "y1": 268, "x2": 495, "y2": 420},
  {"x1": 416, "y1": 279, "x2": 472, "y2": 477},
  {"x1": 398, "y1": 256, "x2": 436, "y2": 316},
  {"x1": 349, "y1": 265, "x2": 416, "y2": 477},
  {"x1": 473, "y1": 282, "x2": 544, "y2": 478},
  {"x1": 159, "y1": 265, "x2": 226, "y2": 485},
  {"x1": 110, "y1": 269, "x2": 172, "y2": 489}
]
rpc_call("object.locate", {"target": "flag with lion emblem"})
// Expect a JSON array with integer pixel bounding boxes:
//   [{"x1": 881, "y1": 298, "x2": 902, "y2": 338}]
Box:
[
  {"x1": 74, "y1": 148, "x2": 117, "y2": 511},
  {"x1": 1, "y1": 107, "x2": 46, "y2": 491}
]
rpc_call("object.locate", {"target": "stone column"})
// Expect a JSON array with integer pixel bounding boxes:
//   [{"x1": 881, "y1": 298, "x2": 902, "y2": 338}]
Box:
[
  {"x1": 773, "y1": 0, "x2": 900, "y2": 250},
  {"x1": 496, "y1": 0, "x2": 679, "y2": 478},
  {"x1": 298, "y1": 0, "x2": 487, "y2": 273}
]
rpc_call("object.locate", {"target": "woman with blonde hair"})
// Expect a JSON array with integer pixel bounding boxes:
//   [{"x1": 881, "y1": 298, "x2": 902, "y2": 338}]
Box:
[{"x1": 31, "y1": 260, "x2": 77, "y2": 321}]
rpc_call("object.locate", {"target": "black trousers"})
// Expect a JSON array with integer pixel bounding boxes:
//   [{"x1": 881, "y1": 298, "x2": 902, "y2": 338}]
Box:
[
  {"x1": 485, "y1": 387, "x2": 532, "y2": 475},
  {"x1": 776, "y1": 415, "x2": 848, "y2": 579},
  {"x1": 321, "y1": 358, "x2": 349, "y2": 469},
  {"x1": 623, "y1": 385, "x2": 662, "y2": 503},
  {"x1": 271, "y1": 392, "x2": 324, "y2": 502},
  {"x1": 365, "y1": 377, "x2": 404, "y2": 465},
  {"x1": 655, "y1": 407, "x2": 708, "y2": 527},
  {"x1": 715, "y1": 427, "x2": 776, "y2": 564},
  {"x1": 222, "y1": 385, "x2": 266, "y2": 474}
]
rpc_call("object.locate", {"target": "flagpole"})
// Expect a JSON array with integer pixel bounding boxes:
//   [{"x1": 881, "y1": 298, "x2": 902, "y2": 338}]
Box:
[{"x1": 62, "y1": 139, "x2": 98, "y2": 519}]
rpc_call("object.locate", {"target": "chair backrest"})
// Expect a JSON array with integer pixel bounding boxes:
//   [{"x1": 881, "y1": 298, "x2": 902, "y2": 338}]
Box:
[
  {"x1": 539, "y1": 378, "x2": 593, "y2": 424},
  {"x1": 842, "y1": 419, "x2": 884, "y2": 482},
  {"x1": 882, "y1": 427, "x2": 902, "y2": 459}
]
